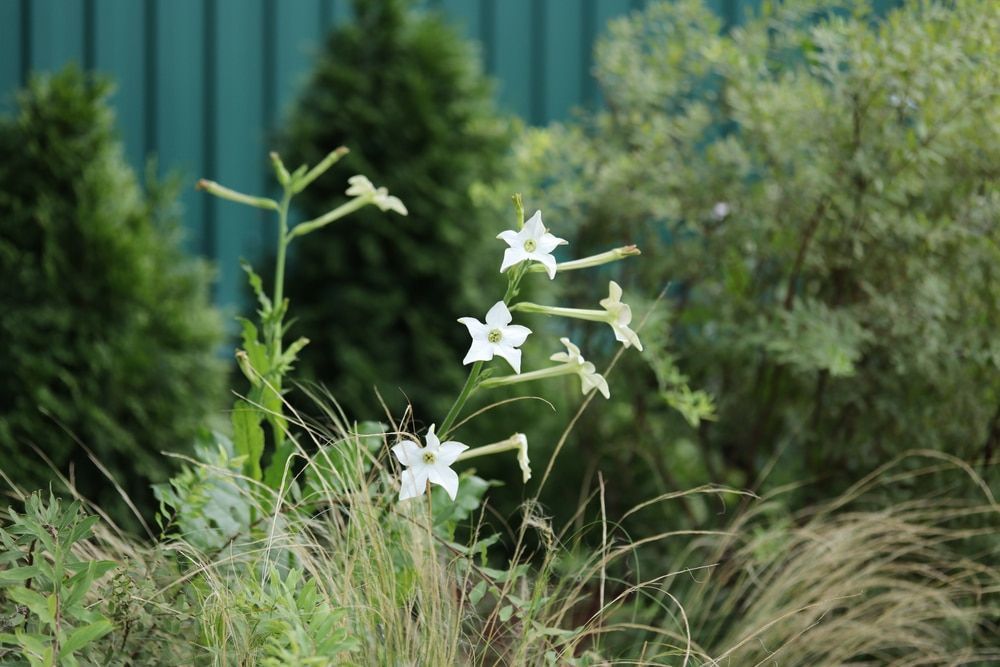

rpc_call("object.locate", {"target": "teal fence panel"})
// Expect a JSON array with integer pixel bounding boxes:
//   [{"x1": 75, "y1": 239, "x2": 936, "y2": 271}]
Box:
[{"x1": 0, "y1": 0, "x2": 736, "y2": 313}]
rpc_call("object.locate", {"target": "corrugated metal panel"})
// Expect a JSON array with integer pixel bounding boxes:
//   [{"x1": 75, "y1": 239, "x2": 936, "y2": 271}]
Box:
[{"x1": 0, "y1": 0, "x2": 720, "y2": 310}]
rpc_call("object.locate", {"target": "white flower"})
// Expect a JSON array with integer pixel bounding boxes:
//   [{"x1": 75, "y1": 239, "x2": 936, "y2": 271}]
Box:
[
  {"x1": 372, "y1": 189, "x2": 407, "y2": 215},
  {"x1": 600, "y1": 281, "x2": 643, "y2": 351},
  {"x1": 458, "y1": 301, "x2": 532, "y2": 373},
  {"x1": 346, "y1": 175, "x2": 407, "y2": 215},
  {"x1": 497, "y1": 210, "x2": 568, "y2": 279},
  {"x1": 392, "y1": 424, "x2": 468, "y2": 501},
  {"x1": 550, "y1": 338, "x2": 610, "y2": 399},
  {"x1": 455, "y1": 432, "x2": 531, "y2": 483},
  {"x1": 712, "y1": 202, "x2": 731, "y2": 220},
  {"x1": 346, "y1": 175, "x2": 375, "y2": 197},
  {"x1": 514, "y1": 434, "x2": 531, "y2": 482}
]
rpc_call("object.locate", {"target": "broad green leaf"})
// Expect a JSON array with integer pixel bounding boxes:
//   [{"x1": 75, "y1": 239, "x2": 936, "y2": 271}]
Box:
[
  {"x1": 0, "y1": 565, "x2": 40, "y2": 583},
  {"x1": 60, "y1": 619, "x2": 113, "y2": 655},
  {"x1": 231, "y1": 400, "x2": 265, "y2": 481},
  {"x1": 8, "y1": 587, "x2": 50, "y2": 623}
]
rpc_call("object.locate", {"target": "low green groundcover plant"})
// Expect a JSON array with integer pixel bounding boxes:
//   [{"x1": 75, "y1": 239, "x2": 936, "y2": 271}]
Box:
[{"x1": 0, "y1": 67, "x2": 225, "y2": 520}]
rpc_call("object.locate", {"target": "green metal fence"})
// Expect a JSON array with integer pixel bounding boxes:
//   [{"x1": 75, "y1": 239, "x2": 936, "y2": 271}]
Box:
[{"x1": 0, "y1": 0, "x2": 737, "y2": 310}]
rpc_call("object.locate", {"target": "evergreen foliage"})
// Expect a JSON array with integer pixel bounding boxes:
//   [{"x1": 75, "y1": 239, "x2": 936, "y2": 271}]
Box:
[
  {"x1": 278, "y1": 0, "x2": 512, "y2": 419},
  {"x1": 0, "y1": 67, "x2": 225, "y2": 517},
  {"x1": 510, "y1": 0, "x2": 1000, "y2": 505}
]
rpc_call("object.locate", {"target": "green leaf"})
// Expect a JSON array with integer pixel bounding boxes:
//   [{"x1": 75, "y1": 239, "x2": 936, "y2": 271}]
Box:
[
  {"x1": 469, "y1": 580, "x2": 488, "y2": 606},
  {"x1": 237, "y1": 317, "x2": 271, "y2": 378},
  {"x1": 0, "y1": 565, "x2": 40, "y2": 583},
  {"x1": 8, "y1": 587, "x2": 51, "y2": 624},
  {"x1": 59, "y1": 619, "x2": 113, "y2": 656},
  {"x1": 231, "y1": 400, "x2": 265, "y2": 481},
  {"x1": 241, "y1": 259, "x2": 273, "y2": 313}
]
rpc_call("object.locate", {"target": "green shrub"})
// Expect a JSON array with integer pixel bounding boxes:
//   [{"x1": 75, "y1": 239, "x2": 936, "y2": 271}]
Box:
[
  {"x1": 278, "y1": 0, "x2": 513, "y2": 420},
  {"x1": 0, "y1": 67, "x2": 225, "y2": 519},
  {"x1": 510, "y1": 0, "x2": 1000, "y2": 509}
]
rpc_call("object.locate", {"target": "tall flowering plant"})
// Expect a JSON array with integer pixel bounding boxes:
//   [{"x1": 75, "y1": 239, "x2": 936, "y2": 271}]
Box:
[
  {"x1": 403, "y1": 195, "x2": 642, "y2": 503},
  {"x1": 198, "y1": 149, "x2": 406, "y2": 491},
  {"x1": 200, "y1": 157, "x2": 641, "y2": 507}
]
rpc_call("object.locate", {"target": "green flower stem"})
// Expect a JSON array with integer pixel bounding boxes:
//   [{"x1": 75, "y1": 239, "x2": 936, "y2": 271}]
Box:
[
  {"x1": 511, "y1": 301, "x2": 608, "y2": 322},
  {"x1": 456, "y1": 435, "x2": 522, "y2": 461},
  {"x1": 196, "y1": 179, "x2": 279, "y2": 210},
  {"x1": 439, "y1": 360, "x2": 483, "y2": 438},
  {"x1": 527, "y1": 245, "x2": 641, "y2": 273},
  {"x1": 293, "y1": 146, "x2": 349, "y2": 194},
  {"x1": 285, "y1": 195, "x2": 371, "y2": 241},
  {"x1": 479, "y1": 363, "x2": 575, "y2": 389}
]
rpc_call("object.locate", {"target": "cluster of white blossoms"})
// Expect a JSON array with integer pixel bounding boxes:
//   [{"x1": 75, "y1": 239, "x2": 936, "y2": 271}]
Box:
[{"x1": 394, "y1": 207, "x2": 641, "y2": 502}]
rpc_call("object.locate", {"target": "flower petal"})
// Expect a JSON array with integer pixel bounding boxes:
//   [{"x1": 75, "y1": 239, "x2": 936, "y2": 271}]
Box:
[
  {"x1": 427, "y1": 465, "x2": 460, "y2": 501},
  {"x1": 463, "y1": 338, "x2": 495, "y2": 365},
  {"x1": 497, "y1": 229, "x2": 521, "y2": 246},
  {"x1": 532, "y1": 252, "x2": 558, "y2": 280},
  {"x1": 500, "y1": 247, "x2": 529, "y2": 273},
  {"x1": 424, "y1": 424, "x2": 440, "y2": 450},
  {"x1": 493, "y1": 344, "x2": 523, "y2": 374},
  {"x1": 536, "y1": 232, "x2": 567, "y2": 254},
  {"x1": 561, "y1": 337, "x2": 582, "y2": 359},
  {"x1": 346, "y1": 175, "x2": 374, "y2": 197},
  {"x1": 514, "y1": 434, "x2": 531, "y2": 483},
  {"x1": 611, "y1": 322, "x2": 643, "y2": 351},
  {"x1": 501, "y1": 324, "x2": 531, "y2": 347},
  {"x1": 392, "y1": 440, "x2": 422, "y2": 466},
  {"x1": 523, "y1": 210, "x2": 544, "y2": 237},
  {"x1": 399, "y1": 467, "x2": 428, "y2": 501},
  {"x1": 485, "y1": 301, "x2": 513, "y2": 328},
  {"x1": 458, "y1": 316, "x2": 487, "y2": 338},
  {"x1": 602, "y1": 280, "x2": 623, "y2": 308},
  {"x1": 436, "y1": 441, "x2": 469, "y2": 466}
]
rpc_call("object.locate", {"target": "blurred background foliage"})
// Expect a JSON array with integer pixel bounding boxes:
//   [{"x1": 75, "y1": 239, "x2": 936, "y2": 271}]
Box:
[
  {"x1": 0, "y1": 67, "x2": 226, "y2": 522},
  {"x1": 495, "y1": 0, "x2": 1000, "y2": 528},
  {"x1": 277, "y1": 0, "x2": 514, "y2": 422}
]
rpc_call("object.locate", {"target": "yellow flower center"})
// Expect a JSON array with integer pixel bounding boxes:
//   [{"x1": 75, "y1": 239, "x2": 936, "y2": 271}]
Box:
[
  {"x1": 422, "y1": 452, "x2": 436, "y2": 464},
  {"x1": 487, "y1": 329, "x2": 503, "y2": 343},
  {"x1": 523, "y1": 238, "x2": 537, "y2": 252}
]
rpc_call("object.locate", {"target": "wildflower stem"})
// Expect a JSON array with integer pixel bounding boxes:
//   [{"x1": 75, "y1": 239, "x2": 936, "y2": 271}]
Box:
[
  {"x1": 440, "y1": 361, "x2": 483, "y2": 438},
  {"x1": 511, "y1": 302, "x2": 608, "y2": 322},
  {"x1": 456, "y1": 436, "x2": 521, "y2": 461},
  {"x1": 285, "y1": 195, "x2": 371, "y2": 241},
  {"x1": 479, "y1": 364, "x2": 574, "y2": 389},
  {"x1": 526, "y1": 245, "x2": 641, "y2": 273}
]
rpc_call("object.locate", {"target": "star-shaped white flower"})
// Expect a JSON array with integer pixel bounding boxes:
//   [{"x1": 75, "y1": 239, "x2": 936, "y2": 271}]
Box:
[
  {"x1": 458, "y1": 301, "x2": 532, "y2": 373},
  {"x1": 600, "y1": 281, "x2": 643, "y2": 351},
  {"x1": 550, "y1": 338, "x2": 611, "y2": 399},
  {"x1": 346, "y1": 175, "x2": 407, "y2": 215},
  {"x1": 497, "y1": 210, "x2": 568, "y2": 279},
  {"x1": 392, "y1": 424, "x2": 468, "y2": 501}
]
